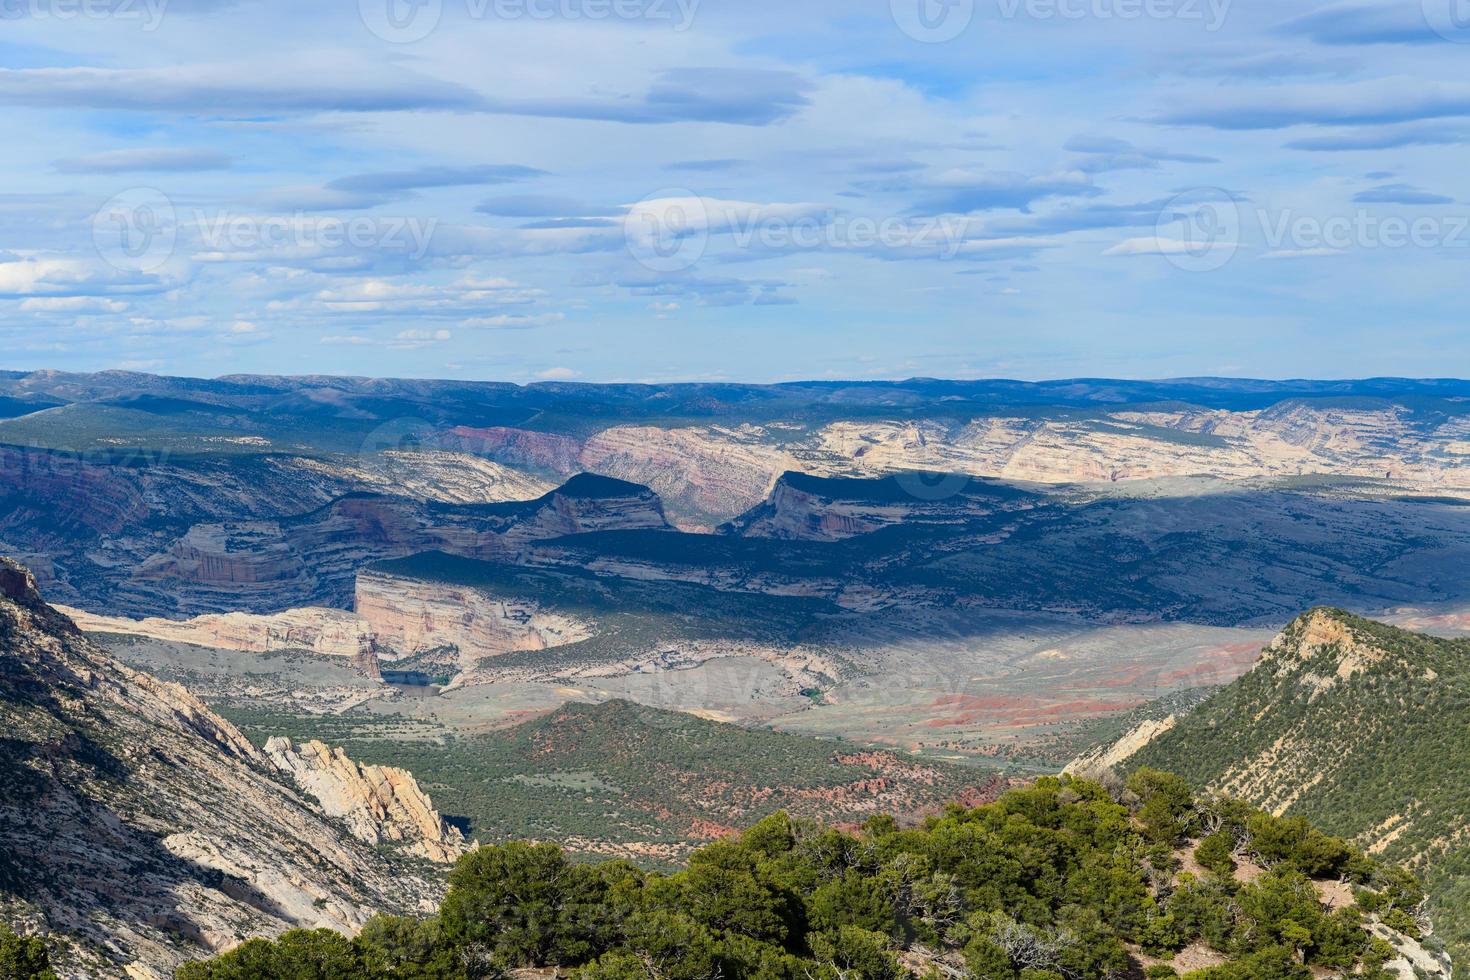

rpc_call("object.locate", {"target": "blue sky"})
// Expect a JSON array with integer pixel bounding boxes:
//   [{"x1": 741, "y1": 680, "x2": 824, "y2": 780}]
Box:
[{"x1": 0, "y1": 0, "x2": 1466, "y2": 382}]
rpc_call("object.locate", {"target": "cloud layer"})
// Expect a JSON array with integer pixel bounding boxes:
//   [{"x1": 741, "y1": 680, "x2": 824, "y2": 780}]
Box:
[{"x1": 0, "y1": 0, "x2": 1465, "y2": 382}]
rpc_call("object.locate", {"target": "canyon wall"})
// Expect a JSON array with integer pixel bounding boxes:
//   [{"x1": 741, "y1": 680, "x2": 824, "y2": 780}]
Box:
[
  {"x1": 354, "y1": 570, "x2": 591, "y2": 669},
  {"x1": 109, "y1": 476, "x2": 667, "y2": 618},
  {"x1": 59, "y1": 604, "x2": 378, "y2": 659}
]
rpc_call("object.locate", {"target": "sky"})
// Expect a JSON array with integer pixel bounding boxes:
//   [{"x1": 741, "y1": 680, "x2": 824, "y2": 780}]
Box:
[{"x1": 0, "y1": 0, "x2": 1467, "y2": 383}]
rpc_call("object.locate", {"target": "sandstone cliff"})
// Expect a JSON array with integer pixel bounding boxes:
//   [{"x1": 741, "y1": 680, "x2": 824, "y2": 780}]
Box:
[
  {"x1": 0, "y1": 558, "x2": 446, "y2": 978},
  {"x1": 579, "y1": 425, "x2": 792, "y2": 529},
  {"x1": 354, "y1": 569, "x2": 591, "y2": 669},
  {"x1": 262, "y1": 737, "x2": 466, "y2": 863},
  {"x1": 561, "y1": 405, "x2": 1470, "y2": 525},
  {"x1": 58, "y1": 605, "x2": 379, "y2": 659}
]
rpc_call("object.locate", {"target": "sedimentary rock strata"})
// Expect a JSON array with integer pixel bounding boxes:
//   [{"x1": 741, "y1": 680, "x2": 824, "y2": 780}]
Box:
[
  {"x1": 263, "y1": 737, "x2": 466, "y2": 863},
  {"x1": 354, "y1": 569, "x2": 591, "y2": 668},
  {"x1": 57, "y1": 604, "x2": 379, "y2": 659},
  {"x1": 107, "y1": 475, "x2": 668, "y2": 618}
]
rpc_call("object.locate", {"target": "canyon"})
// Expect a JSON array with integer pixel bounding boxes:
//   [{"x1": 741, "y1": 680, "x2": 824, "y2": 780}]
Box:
[{"x1": 6, "y1": 370, "x2": 1470, "y2": 975}]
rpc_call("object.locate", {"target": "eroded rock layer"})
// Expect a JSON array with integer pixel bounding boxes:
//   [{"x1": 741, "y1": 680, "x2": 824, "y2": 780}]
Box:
[{"x1": 262, "y1": 737, "x2": 466, "y2": 863}]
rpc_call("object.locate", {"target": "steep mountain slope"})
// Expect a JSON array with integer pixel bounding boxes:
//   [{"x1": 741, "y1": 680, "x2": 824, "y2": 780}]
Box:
[
  {"x1": 1080, "y1": 609, "x2": 1470, "y2": 972},
  {"x1": 0, "y1": 559, "x2": 454, "y2": 978}
]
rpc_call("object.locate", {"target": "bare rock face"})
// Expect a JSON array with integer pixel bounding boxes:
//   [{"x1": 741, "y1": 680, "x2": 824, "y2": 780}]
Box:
[
  {"x1": 1371, "y1": 922, "x2": 1456, "y2": 980},
  {"x1": 0, "y1": 557, "x2": 443, "y2": 978},
  {"x1": 354, "y1": 569, "x2": 591, "y2": 667},
  {"x1": 548, "y1": 404, "x2": 1470, "y2": 527},
  {"x1": 579, "y1": 426, "x2": 791, "y2": 529},
  {"x1": 438, "y1": 425, "x2": 584, "y2": 474},
  {"x1": 58, "y1": 604, "x2": 380, "y2": 659},
  {"x1": 1064, "y1": 716, "x2": 1178, "y2": 780},
  {"x1": 262, "y1": 737, "x2": 466, "y2": 864}
]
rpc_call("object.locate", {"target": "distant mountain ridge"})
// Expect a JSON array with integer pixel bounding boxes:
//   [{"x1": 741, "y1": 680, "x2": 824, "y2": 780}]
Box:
[
  {"x1": 9, "y1": 368, "x2": 1470, "y2": 417},
  {"x1": 8, "y1": 367, "x2": 1470, "y2": 550}
]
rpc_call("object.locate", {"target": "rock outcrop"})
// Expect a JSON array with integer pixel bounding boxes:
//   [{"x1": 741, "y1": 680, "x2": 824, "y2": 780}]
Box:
[
  {"x1": 1064, "y1": 715, "x2": 1177, "y2": 780},
  {"x1": 58, "y1": 605, "x2": 379, "y2": 659},
  {"x1": 263, "y1": 738, "x2": 466, "y2": 864},
  {"x1": 354, "y1": 569, "x2": 591, "y2": 668},
  {"x1": 0, "y1": 557, "x2": 444, "y2": 978},
  {"x1": 579, "y1": 425, "x2": 792, "y2": 529}
]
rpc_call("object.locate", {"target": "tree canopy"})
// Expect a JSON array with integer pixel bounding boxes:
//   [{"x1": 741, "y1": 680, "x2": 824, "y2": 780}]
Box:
[{"x1": 173, "y1": 773, "x2": 1425, "y2": 980}]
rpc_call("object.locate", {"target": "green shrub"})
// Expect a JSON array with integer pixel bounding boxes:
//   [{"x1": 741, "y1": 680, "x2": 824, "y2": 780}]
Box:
[{"x1": 174, "y1": 775, "x2": 1422, "y2": 980}]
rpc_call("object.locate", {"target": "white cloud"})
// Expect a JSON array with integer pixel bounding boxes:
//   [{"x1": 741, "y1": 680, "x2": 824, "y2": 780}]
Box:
[
  {"x1": 1102, "y1": 237, "x2": 1236, "y2": 257},
  {"x1": 0, "y1": 61, "x2": 482, "y2": 114},
  {"x1": 1261, "y1": 247, "x2": 1346, "y2": 259},
  {"x1": 53, "y1": 148, "x2": 231, "y2": 173},
  {"x1": 18, "y1": 296, "x2": 129, "y2": 313},
  {"x1": 460, "y1": 312, "x2": 564, "y2": 329},
  {"x1": 0, "y1": 255, "x2": 177, "y2": 298}
]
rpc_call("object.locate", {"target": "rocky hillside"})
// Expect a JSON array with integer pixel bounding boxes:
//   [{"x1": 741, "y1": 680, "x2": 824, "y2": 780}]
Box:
[
  {"x1": 50, "y1": 473, "x2": 667, "y2": 618},
  {"x1": 0, "y1": 558, "x2": 454, "y2": 978},
  {"x1": 1075, "y1": 609, "x2": 1470, "y2": 973}
]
